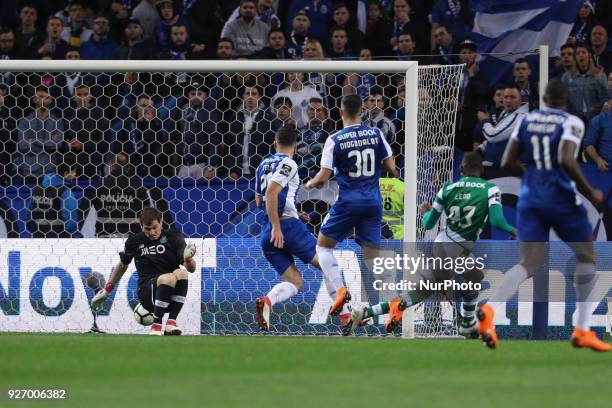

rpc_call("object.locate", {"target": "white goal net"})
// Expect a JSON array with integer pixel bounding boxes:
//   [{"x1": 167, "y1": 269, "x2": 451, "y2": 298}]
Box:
[{"x1": 0, "y1": 60, "x2": 462, "y2": 336}]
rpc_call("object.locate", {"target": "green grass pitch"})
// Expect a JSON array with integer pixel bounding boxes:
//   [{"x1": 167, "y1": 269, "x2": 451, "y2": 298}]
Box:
[{"x1": 2, "y1": 334, "x2": 610, "y2": 408}]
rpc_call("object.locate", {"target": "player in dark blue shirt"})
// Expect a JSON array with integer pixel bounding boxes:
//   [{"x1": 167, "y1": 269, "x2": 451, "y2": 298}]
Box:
[
  {"x1": 306, "y1": 94, "x2": 398, "y2": 324},
  {"x1": 477, "y1": 80, "x2": 610, "y2": 351}
]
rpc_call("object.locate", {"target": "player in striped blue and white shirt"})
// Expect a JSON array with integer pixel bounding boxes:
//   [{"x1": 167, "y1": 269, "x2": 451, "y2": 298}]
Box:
[{"x1": 253, "y1": 126, "x2": 323, "y2": 331}]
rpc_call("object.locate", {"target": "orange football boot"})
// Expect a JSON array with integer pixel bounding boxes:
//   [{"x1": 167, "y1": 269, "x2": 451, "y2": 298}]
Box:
[
  {"x1": 570, "y1": 329, "x2": 611, "y2": 352},
  {"x1": 329, "y1": 286, "x2": 351, "y2": 316},
  {"x1": 477, "y1": 304, "x2": 498, "y2": 349},
  {"x1": 385, "y1": 297, "x2": 408, "y2": 333}
]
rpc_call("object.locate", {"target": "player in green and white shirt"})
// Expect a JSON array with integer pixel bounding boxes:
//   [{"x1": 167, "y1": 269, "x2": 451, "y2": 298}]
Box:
[{"x1": 342, "y1": 153, "x2": 516, "y2": 337}]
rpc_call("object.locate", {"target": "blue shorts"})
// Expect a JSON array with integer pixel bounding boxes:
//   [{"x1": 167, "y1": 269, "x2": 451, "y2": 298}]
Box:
[
  {"x1": 517, "y1": 205, "x2": 592, "y2": 242},
  {"x1": 260, "y1": 218, "x2": 317, "y2": 275},
  {"x1": 320, "y1": 200, "x2": 382, "y2": 246}
]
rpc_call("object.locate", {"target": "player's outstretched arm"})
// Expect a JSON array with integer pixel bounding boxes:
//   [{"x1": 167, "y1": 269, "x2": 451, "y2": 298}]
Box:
[
  {"x1": 91, "y1": 261, "x2": 128, "y2": 310},
  {"x1": 420, "y1": 201, "x2": 441, "y2": 230},
  {"x1": 265, "y1": 180, "x2": 285, "y2": 248},
  {"x1": 489, "y1": 204, "x2": 516, "y2": 236},
  {"x1": 305, "y1": 168, "x2": 332, "y2": 189},
  {"x1": 559, "y1": 140, "x2": 603, "y2": 207}
]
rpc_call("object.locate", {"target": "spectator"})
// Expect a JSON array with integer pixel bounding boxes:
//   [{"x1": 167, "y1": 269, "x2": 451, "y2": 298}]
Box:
[
  {"x1": 344, "y1": 48, "x2": 378, "y2": 99},
  {"x1": 326, "y1": 26, "x2": 354, "y2": 59},
  {"x1": 183, "y1": 0, "x2": 224, "y2": 59},
  {"x1": 112, "y1": 101, "x2": 171, "y2": 178},
  {"x1": 303, "y1": 38, "x2": 324, "y2": 59},
  {"x1": 14, "y1": 87, "x2": 64, "y2": 182},
  {"x1": 287, "y1": 0, "x2": 334, "y2": 45},
  {"x1": 456, "y1": 40, "x2": 489, "y2": 152},
  {"x1": 332, "y1": 3, "x2": 365, "y2": 53},
  {"x1": 287, "y1": 10, "x2": 311, "y2": 59},
  {"x1": 80, "y1": 15, "x2": 117, "y2": 60},
  {"x1": 473, "y1": 83, "x2": 506, "y2": 148},
  {"x1": 562, "y1": 43, "x2": 608, "y2": 124},
  {"x1": 80, "y1": 153, "x2": 174, "y2": 237},
  {"x1": 222, "y1": 0, "x2": 270, "y2": 57},
  {"x1": 390, "y1": 0, "x2": 429, "y2": 54},
  {"x1": 131, "y1": 0, "x2": 160, "y2": 42},
  {"x1": 476, "y1": 85, "x2": 527, "y2": 168},
  {"x1": 271, "y1": 96, "x2": 296, "y2": 130},
  {"x1": 215, "y1": 37, "x2": 235, "y2": 60},
  {"x1": 272, "y1": 72, "x2": 323, "y2": 128},
  {"x1": 363, "y1": 87, "x2": 396, "y2": 144},
  {"x1": 27, "y1": 162, "x2": 81, "y2": 238},
  {"x1": 297, "y1": 97, "x2": 333, "y2": 177},
  {"x1": 365, "y1": 0, "x2": 393, "y2": 57},
  {"x1": 0, "y1": 87, "x2": 16, "y2": 186},
  {"x1": 154, "y1": 0, "x2": 189, "y2": 48},
  {"x1": 552, "y1": 43, "x2": 576, "y2": 80},
  {"x1": 223, "y1": 84, "x2": 275, "y2": 177},
  {"x1": 302, "y1": 39, "x2": 334, "y2": 101},
  {"x1": 395, "y1": 31, "x2": 431, "y2": 63},
  {"x1": 584, "y1": 100, "x2": 612, "y2": 172},
  {"x1": 15, "y1": 3, "x2": 44, "y2": 59},
  {"x1": 252, "y1": 28, "x2": 289, "y2": 59},
  {"x1": 109, "y1": 0, "x2": 131, "y2": 42},
  {"x1": 513, "y1": 58, "x2": 539, "y2": 110},
  {"x1": 158, "y1": 23, "x2": 206, "y2": 60},
  {"x1": 62, "y1": 83, "x2": 110, "y2": 180},
  {"x1": 0, "y1": 28, "x2": 18, "y2": 60},
  {"x1": 36, "y1": 16, "x2": 70, "y2": 59},
  {"x1": 172, "y1": 82, "x2": 223, "y2": 178},
  {"x1": 594, "y1": 0, "x2": 612, "y2": 46},
  {"x1": 225, "y1": 0, "x2": 281, "y2": 31},
  {"x1": 430, "y1": 0, "x2": 474, "y2": 46},
  {"x1": 568, "y1": 1, "x2": 596, "y2": 45},
  {"x1": 112, "y1": 18, "x2": 153, "y2": 60},
  {"x1": 590, "y1": 25, "x2": 612, "y2": 75},
  {"x1": 431, "y1": 25, "x2": 456, "y2": 65},
  {"x1": 61, "y1": 0, "x2": 92, "y2": 48}
]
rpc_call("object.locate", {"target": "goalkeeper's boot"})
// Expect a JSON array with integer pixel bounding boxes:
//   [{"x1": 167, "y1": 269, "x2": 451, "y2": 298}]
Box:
[
  {"x1": 164, "y1": 319, "x2": 182, "y2": 336},
  {"x1": 255, "y1": 296, "x2": 272, "y2": 331},
  {"x1": 570, "y1": 329, "x2": 611, "y2": 352},
  {"x1": 149, "y1": 323, "x2": 163, "y2": 336},
  {"x1": 477, "y1": 304, "x2": 498, "y2": 349},
  {"x1": 341, "y1": 307, "x2": 371, "y2": 336},
  {"x1": 329, "y1": 286, "x2": 351, "y2": 316},
  {"x1": 459, "y1": 317, "x2": 478, "y2": 338},
  {"x1": 385, "y1": 297, "x2": 408, "y2": 333}
]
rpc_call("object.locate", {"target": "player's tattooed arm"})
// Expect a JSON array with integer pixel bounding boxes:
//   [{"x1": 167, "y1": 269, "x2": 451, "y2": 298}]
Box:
[{"x1": 305, "y1": 168, "x2": 332, "y2": 189}]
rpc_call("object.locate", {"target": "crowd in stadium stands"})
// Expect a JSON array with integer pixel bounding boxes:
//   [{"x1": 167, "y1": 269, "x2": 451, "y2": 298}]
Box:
[{"x1": 0, "y1": 0, "x2": 611, "y2": 237}]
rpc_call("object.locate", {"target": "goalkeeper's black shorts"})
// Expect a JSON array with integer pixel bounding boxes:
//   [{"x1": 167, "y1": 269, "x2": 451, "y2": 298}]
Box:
[{"x1": 137, "y1": 277, "x2": 159, "y2": 313}]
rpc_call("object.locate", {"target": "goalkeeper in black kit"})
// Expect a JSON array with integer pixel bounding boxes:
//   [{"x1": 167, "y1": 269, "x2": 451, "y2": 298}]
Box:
[{"x1": 92, "y1": 207, "x2": 197, "y2": 335}]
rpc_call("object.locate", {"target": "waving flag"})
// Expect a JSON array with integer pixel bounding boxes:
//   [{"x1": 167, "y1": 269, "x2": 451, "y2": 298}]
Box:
[{"x1": 470, "y1": 0, "x2": 582, "y2": 85}]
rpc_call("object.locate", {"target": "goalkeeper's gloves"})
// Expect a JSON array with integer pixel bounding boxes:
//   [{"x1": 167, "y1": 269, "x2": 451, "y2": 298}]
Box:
[
  {"x1": 183, "y1": 242, "x2": 197, "y2": 260},
  {"x1": 91, "y1": 282, "x2": 115, "y2": 311}
]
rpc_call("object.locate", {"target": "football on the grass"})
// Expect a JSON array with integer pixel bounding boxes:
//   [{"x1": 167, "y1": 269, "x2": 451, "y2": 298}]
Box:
[{"x1": 133, "y1": 303, "x2": 154, "y2": 326}]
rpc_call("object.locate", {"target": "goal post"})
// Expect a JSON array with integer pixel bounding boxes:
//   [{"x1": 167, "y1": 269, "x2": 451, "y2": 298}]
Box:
[{"x1": 0, "y1": 59, "x2": 463, "y2": 336}]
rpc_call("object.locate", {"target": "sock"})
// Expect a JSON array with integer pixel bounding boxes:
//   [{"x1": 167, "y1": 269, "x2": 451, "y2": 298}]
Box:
[
  {"x1": 316, "y1": 245, "x2": 344, "y2": 294},
  {"x1": 323, "y1": 274, "x2": 336, "y2": 298},
  {"x1": 491, "y1": 264, "x2": 529, "y2": 308},
  {"x1": 266, "y1": 281, "x2": 298, "y2": 306},
  {"x1": 575, "y1": 262, "x2": 598, "y2": 331},
  {"x1": 153, "y1": 284, "x2": 174, "y2": 324},
  {"x1": 461, "y1": 300, "x2": 477, "y2": 326},
  {"x1": 168, "y1": 279, "x2": 188, "y2": 320},
  {"x1": 364, "y1": 302, "x2": 390, "y2": 318}
]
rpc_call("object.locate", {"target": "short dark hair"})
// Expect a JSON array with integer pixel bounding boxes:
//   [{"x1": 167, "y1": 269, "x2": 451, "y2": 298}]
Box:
[
  {"x1": 335, "y1": 2, "x2": 349, "y2": 11},
  {"x1": 434, "y1": 25, "x2": 450, "y2": 35},
  {"x1": 575, "y1": 43, "x2": 593, "y2": 55},
  {"x1": 560, "y1": 43, "x2": 574, "y2": 52},
  {"x1": 56, "y1": 162, "x2": 72, "y2": 177},
  {"x1": 514, "y1": 57, "x2": 529, "y2": 66},
  {"x1": 461, "y1": 152, "x2": 483, "y2": 173},
  {"x1": 240, "y1": 83, "x2": 263, "y2": 98},
  {"x1": 139, "y1": 207, "x2": 163, "y2": 225},
  {"x1": 34, "y1": 86, "x2": 50, "y2": 95},
  {"x1": 20, "y1": 2, "x2": 38, "y2": 12},
  {"x1": 274, "y1": 96, "x2": 292, "y2": 108},
  {"x1": 543, "y1": 79, "x2": 568, "y2": 109},
  {"x1": 69, "y1": 0, "x2": 85, "y2": 9},
  {"x1": 493, "y1": 83, "x2": 508, "y2": 93},
  {"x1": 368, "y1": 87, "x2": 384, "y2": 98},
  {"x1": 275, "y1": 126, "x2": 298, "y2": 147},
  {"x1": 268, "y1": 28, "x2": 285, "y2": 39},
  {"x1": 218, "y1": 37, "x2": 234, "y2": 48},
  {"x1": 504, "y1": 84, "x2": 522, "y2": 94},
  {"x1": 309, "y1": 97, "x2": 324, "y2": 105},
  {"x1": 341, "y1": 94, "x2": 362, "y2": 118},
  {"x1": 171, "y1": 23, "x2": 188, "y2": 32},
  {"x1": 330, "y1": 25, "x2": 347, "y2": 36}
]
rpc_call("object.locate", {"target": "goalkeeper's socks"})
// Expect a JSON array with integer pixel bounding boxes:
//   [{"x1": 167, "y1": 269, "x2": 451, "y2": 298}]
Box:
[
  {"x1": 364, "y1": 302, "x2": 390, "y2": 318},
  {"x1": 316, "y1": 245, "x2": 344, "y2": 292},
  {"x1": 491, "y1": 263, "x2": 529, "y2": 305},
  {"x1": 168, "y1": 279, "x2": 188, "y2": 320},
  {"x1": 575, "y1": 262, "x2": 598, "y2": 330},
  {"x1": 461, "y1": 300, "x2": 477, "y2": 323},
  {"x1": 266, "y1": 281, "x2": 298, "y2": 306},
  {"x1": 153, "y1": 284, "x2": 174, "y2": 324}
]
